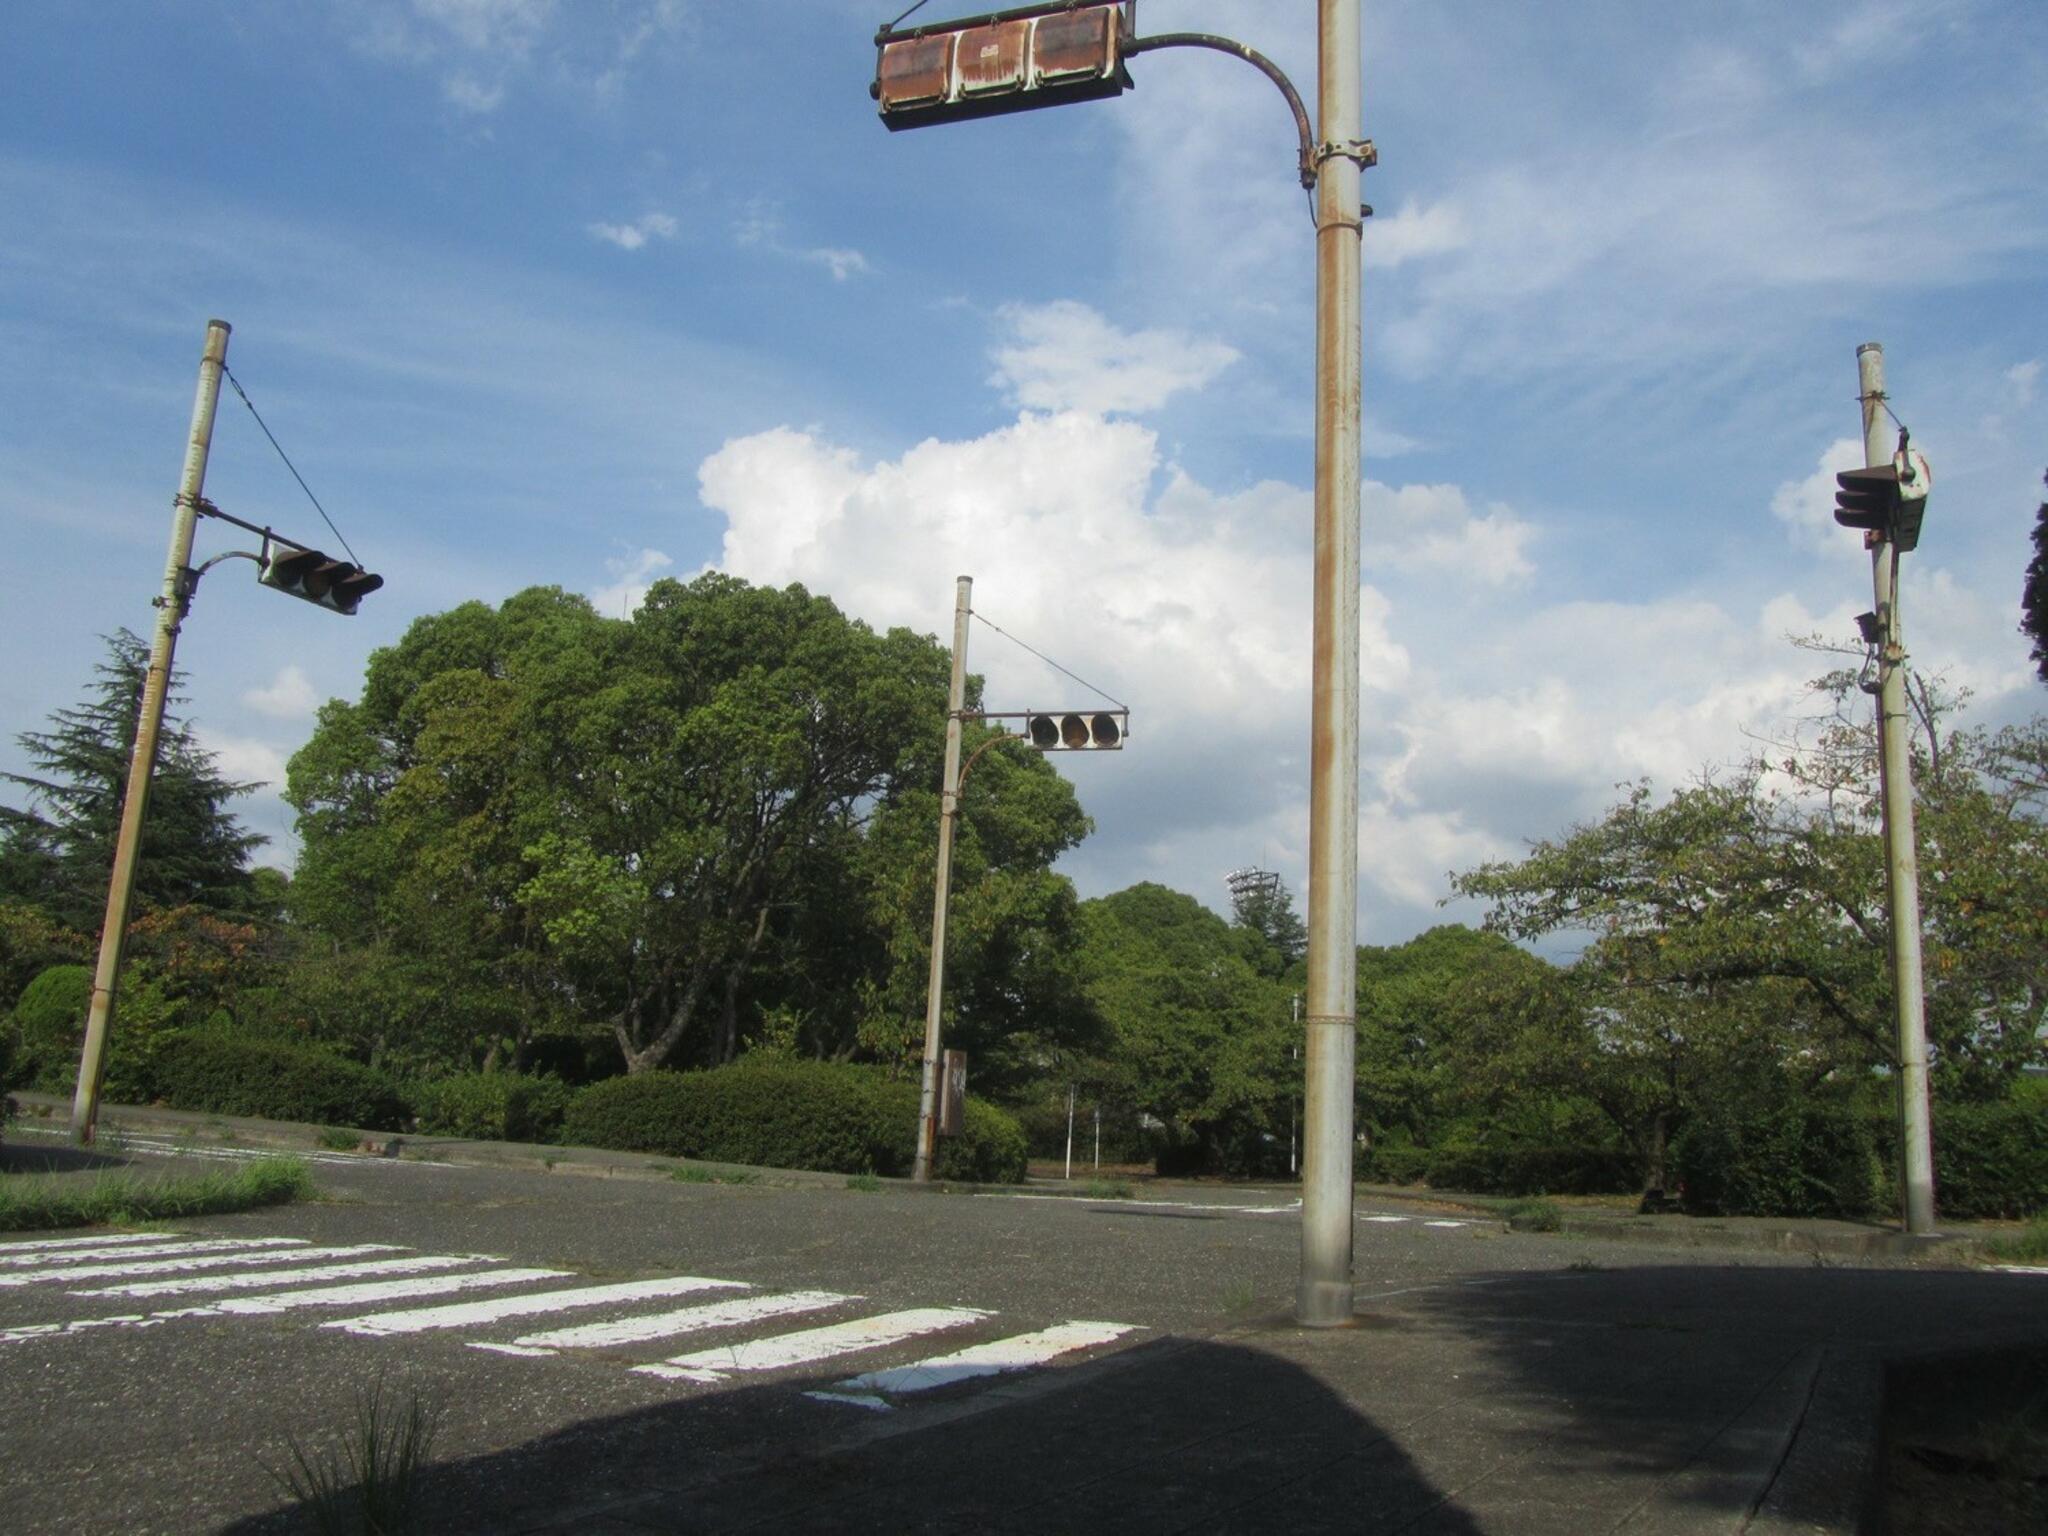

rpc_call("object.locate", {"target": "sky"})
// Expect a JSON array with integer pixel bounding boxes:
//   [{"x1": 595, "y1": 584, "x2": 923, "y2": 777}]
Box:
[{"x1": 2, "y1": 0, "x2": 2044, "y2": 948}]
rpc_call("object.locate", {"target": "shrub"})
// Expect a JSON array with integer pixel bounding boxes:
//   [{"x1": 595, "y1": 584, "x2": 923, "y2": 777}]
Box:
[
  {"x1": 1422, "y1": 1139, "x2": 1637, "y2": 1198},
  {"x1": 1673, "y1": 1076, "x2": 1878, "y2": 1218},
  {"x1": 12, "y1": 964, "x2": 92, "y2": 1088},
  {"x1": 562, "y1": 1059, "x2": 1027, "y2": 1182},
  {"x1": 413, "y1": 1072, "x2": 572, "y2": 1144},
  {"x1": 1924, "y1": 1098, "x2": 2048, "y2": 1221},
  {"x1": 150, "y1": 1029, "x2": 409, "y2": 1131}
]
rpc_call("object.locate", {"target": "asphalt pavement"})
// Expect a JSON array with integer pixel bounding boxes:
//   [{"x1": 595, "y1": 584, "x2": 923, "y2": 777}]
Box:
[{"x1": 2, "y1": 1099, "x2": 2043, "y2": 1534}]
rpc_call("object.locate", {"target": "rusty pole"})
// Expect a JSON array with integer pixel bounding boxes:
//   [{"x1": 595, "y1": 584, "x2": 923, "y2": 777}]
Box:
[
  {"x1": 1857, "y1": 342, "x2": 1936, "y2": 1234},
  {"x1": 913, "y1": 574, "x2": 973, "y2": 1182},
  {"x1": 72, "y1": 318, "x2": 232, "y2": 1145},
  {"x1": 1298, "y1": 0, "x2": 1362, "y2": 1326}
]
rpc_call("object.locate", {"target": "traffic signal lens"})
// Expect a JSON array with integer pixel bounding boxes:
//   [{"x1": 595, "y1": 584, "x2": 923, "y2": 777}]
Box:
[
  {"x1": 1060, "y1": 714, "x2": 1089, "y2": 748},
  {"x1": 1089, "y1": 712, "x2": 1121, "y2": 747},
  {"x1": 1029, "y1": 714, "x2": 1060, "y2": 749}
]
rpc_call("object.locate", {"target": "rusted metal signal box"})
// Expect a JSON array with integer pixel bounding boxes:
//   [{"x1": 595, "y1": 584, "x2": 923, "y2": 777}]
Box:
[{"x1": 873, "y1": 3, "x2": 1131, "y2": 130}]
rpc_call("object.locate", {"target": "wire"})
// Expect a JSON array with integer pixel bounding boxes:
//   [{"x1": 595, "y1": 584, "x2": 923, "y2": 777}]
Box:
[
  {"x1": 970, "y1": 609, "x2": 1129, "y2": 710},
  {"x1": 221, "y1": 364, "x2": 364, "y2": 567},
  {"x1": 883, "y1": 0, "x2": 932, "y2": 31}
]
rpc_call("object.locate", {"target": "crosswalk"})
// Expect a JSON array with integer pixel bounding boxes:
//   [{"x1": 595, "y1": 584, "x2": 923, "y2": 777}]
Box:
[{"x1": 0, "y1": 1229, "x2": 1142, "y2": 1413}]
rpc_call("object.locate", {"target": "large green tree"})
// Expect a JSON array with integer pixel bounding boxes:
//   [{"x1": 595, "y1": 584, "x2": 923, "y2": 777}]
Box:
[
  {"x1": 287, "y1": 576, "x2": 1093, "y2": 1078},
  {"x1": 0, "y1": 630, "x2": 263, "y2": 928},
  {"x1": 2023, "y1": 471, "x2": 2048, "y2": 684}
]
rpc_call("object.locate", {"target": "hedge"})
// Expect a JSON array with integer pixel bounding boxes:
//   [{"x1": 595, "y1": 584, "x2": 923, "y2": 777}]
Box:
[
  {"x1": 11, "y1": 964, "x2": 92, "y2": 1089},
  {"x1": 150, "y1": 1029, "x2": 410, "y2": 1131},
  {"x1": 1673, "y1": 1081, "x2": 1878, "y2": 1219},
  {"x1": 562, "y1": 1058, "x2": 1028, "y2": 1182},
  {"x1": 1920, "y1": 1098, "x2": 2048, "y2": 1221},
  {"x1": 414, "y1": 1072, "x2": 572, "y2": 1144}
]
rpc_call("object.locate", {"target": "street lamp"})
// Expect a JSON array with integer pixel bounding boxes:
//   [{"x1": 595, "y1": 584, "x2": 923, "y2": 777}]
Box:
[
  {"x1": 70, "y1": 319, "x2": 384, "y2": 1145},
  {"x1": 873, "y1": 2, "x2": 1371, "y2": 1325}
]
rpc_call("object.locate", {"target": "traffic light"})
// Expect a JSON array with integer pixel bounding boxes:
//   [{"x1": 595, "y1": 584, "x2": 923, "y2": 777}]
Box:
[
  {"x1": 1025, "y1": 710, "x2": 1124, "y2": 750},
  {"x1": 259, "y1": 541, "x2": 384, "y2": 616},
  {"x1": 1834, "y1": 447, "x2": 1931, "y2": 553},
  {"x1": 872, "y1": 2, "x2": 1131, "y2": 131}
]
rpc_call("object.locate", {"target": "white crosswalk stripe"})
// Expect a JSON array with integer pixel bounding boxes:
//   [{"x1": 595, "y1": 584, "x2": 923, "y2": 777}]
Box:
[
  {"x1": 0, "y1": 1243, "x2": 398, "y2": 1286},
  {"x1": 0, "y1": 1228, "x2": 1145, "y2": 1409},
  {"x1": 0, "y1": 1237, "x2": 308, "y2": 1270},
  {"x1": 636, "y1": 1306, "x2": 988, "y2": 1384},
  {"x1": 325, "y1": 1275, "x2": 747, "y2": 1337}
]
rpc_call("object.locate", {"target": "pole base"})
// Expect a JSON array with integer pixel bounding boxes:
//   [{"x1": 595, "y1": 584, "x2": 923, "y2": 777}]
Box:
[{"x1": 1294, "y1": 1278, "x2": 1355, "y2": 1328}]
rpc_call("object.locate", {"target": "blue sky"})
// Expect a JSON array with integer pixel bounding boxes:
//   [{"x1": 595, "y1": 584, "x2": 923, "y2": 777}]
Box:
[{"x1": 3, "y1": 0, "x2": 2044, "y2": 945}]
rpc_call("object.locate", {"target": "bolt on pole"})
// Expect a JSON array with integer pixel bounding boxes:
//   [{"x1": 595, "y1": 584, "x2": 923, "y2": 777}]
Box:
[
  {"x1": 1297, "y1": 0, "x2": 1363, "y2": 1327},
  {"x1": 73, "y1": 317, "x2": 232, "y2": 1145},
  {"x1": 914, "y1": 574, "x2": 973, "y2": 1182},
  {"x1": 1857, "y1": 342, "x2": 1937, "y2": 1234}
]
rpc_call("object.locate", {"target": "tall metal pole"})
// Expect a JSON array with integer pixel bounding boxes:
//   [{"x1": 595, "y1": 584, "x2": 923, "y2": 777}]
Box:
[
  {"x1": 1298, "y1": 0, "x2": 1362, "y2": 1326},
  {"x1": 913, "y1": 574, "x2": 972, "y2": 1182},
  {"x1": 72, "y1": 318, "x2": 232, "y2": 1145},
  {"x1": 1857, "y1": 342, "x2": 1937, "y2": 1234}
]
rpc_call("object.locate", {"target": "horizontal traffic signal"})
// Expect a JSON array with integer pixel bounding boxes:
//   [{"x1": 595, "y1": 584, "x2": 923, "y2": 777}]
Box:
[
  {"x1": 873, "y1": 2, "x2": 1131, "y2": 131},
  {"x1": 1025, "y1": 710, "x2": 1124, "y2": 750},
  {"x1": 259, "y1": 542, "x2": 384, "y2": 616},
  {"x1": 1834, "y1": 448, "x2": 1931, "y2": 553}
]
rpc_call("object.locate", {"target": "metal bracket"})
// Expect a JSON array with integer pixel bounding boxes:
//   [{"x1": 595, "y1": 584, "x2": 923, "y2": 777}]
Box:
[{"x1": 1312, "y1": 138, "x2": 1377, "y2": 171}]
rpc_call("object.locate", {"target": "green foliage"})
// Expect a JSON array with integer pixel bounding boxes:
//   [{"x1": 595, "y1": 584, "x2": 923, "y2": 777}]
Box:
[
  {"x1": 150, "y1": 1030, "x2": 410, "y2": 1131},
  {"x1": 561, "y1": 1058, "x2": 1027, "y2": 1182},
  {"x1": 0, "y1": 1154, "x2": 312, "y2": 1232},
  {"x1": 0, "y1": 630, "x2": 263, "y2": 925},
  {"x1": 286, "y1": 578, "x2": 1093, "y2": 1081},
  {"x1": 1500, "y1": 1197, "x2": 1564, "y2": 1232},
  {"x1": 12, "y1": 963, "x2": 91, "y2": 1086},
  {"x1": 1671, "y1": 1068, "x2": 1878, "y2": 1218},
  {"x1": 2023, "y1": 473, "x2": 2048, "y2": 686},
  {"x1": 1924, "y1": 1098, "x2": 2048, "y2": 1220},
  {"x1": 413, "y1": 1072, "x2": 571, "y2": 1144},
  {"x1": 1985, "y1": 1219, "x2": 2048, "y2": 1264},
  {"x1": 0, "y1": 901, "x2": 89, "y2": 1017}
]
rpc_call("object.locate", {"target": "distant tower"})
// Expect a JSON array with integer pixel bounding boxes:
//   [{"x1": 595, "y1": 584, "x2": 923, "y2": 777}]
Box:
[{"x1": 1225, "y1": 866, "x2": 1280, "y2": 925}]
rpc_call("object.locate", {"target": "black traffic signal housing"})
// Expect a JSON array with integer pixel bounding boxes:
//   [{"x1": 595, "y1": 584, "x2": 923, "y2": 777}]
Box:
[
  {"x1": 1025, "y1": 710, "x2": 1124, "y2": 750},
  {"x1": 1834, "y1": 448, "x2": 1930, "y2": 553},
  {"x1": 259, "y1": 541, "x2": 384, "y2": 616}
]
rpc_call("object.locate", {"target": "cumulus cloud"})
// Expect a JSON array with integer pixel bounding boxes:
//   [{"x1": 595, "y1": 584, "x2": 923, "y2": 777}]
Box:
[
  {"x1": 195, "y1": 729, "x2": 291, "y2": 790},
  {"x1": 732, "y1": 203, "x2": 871, "y2": 283},
  {"x1": 592, "y1": 547, "x2": 673, "y2": 615},
  {"x1": 1367, "y1": 481, "x2": 1534, "y2": 587},
  {"x1": 588, "y1": 211, "x2": 677, "y2": 251},
  {"x1": 1363, "y1": 200, "x2": 1470, "y2": 271},
  {"x1": 987, "y1": 300, "x2": 1239, "y2": 416},
  {"x1": 1771, "y1": 437, "x2": 1865, "y2": 553},
  {"x1": 241, "y1": 665, "x2": 320, "y2": 721}
]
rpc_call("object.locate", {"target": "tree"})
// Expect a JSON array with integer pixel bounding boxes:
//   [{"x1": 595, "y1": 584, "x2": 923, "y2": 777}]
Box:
[
  {"x1": 1229, "y1": 879, "x2": 1307, "y2": 978},
  {"x1": 287, "y1": 577, "x2": 1094, "y2": 1078},
  {"x1": 0, "y1": 630, "x2": 263, "y2": 928},
  {"x1": 2024, "y1": 471, "x2": 2048, "y2": 685}
]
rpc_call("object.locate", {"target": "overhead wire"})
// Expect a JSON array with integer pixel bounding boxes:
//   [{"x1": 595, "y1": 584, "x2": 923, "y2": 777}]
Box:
[
  {"x1": 969, "y1": 609, "x2": 1129, "y2": 711},
  {"x1": 221, "y1": 363, "x2": 364, "y2": 566}
]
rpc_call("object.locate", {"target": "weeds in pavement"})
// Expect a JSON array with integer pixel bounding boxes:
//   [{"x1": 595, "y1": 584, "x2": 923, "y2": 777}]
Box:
[
  {"x1": 673, "y1": 1166, "x2": 759, "y2": 1186},
  {"x1": 1985, "y1": 1218, "x2": 2048, "y2": 1265},
  {"x1": 1222, "y1": 1279, "x2": 1258, "y2": 1312},
  {"x1": 0, "y1": 1155, "x2": 313, "y2": 1232},
  {"x1": 1080, "y1": 1179, "x2": 1134, "y2": 1200},
  {"x1": 1500, "y1": 1197, "x2": 1563, "y2": 1233},
  {"x1": 846, "y1": 1173, "x2": 882, "y2": 1193},
  {"x1": 266, "y1": 1375, "x2": 445, "y2": 1536},
  {"x1": 317, "y1": 1127, "x2": 361, "y2": 1152}
]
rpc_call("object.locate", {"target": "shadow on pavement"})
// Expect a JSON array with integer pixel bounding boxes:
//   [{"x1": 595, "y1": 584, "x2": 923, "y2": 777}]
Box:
[
  {"x1": 221, "y1": 1335, "x2": 1485, "y2": 1536},
  {"x1": 0, "y1": 1141, "x2": 129, "y2": 1175}
]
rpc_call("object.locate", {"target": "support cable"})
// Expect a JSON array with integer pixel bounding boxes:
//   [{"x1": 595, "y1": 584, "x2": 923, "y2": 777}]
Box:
[
  {"x1": 221, "y1": 364, "x2": 364, "y2": 566},
  {"x1": 969, "y1": 609, "x2": 1128, "y2": 710}
]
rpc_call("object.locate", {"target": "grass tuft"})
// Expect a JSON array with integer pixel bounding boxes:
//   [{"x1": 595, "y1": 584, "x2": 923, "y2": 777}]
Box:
[
  {"x1": 1500, "y1": 1197, "x2": 1564, "y2": 1233},
  {"x1": 316, "y1": 1127, "x2": 361, "y2": 1152},
  {"x1": 1984, "y1": 1217, "x2": 2048, "y2": 1266},
  {"x1": 1080, "y1": 1178, "x2": 1134, "y2": 1200},
  {"x1": 845, "y1": 1172, "x2": 882, "y2": 1193},
  {"x1": 0, "y1": 1155, "x2": 315, "y2": 1232},
  {"x1": 265, "y1": 1375, "x2": 444, "y2": 1536},
  {"x1": 673, "y1": 1166, "x2": 759, "y2": 1186}
]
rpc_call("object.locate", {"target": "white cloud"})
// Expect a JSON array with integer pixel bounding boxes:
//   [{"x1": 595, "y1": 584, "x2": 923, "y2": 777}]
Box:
[
  {"x1": 1771, "y1": 437, "x2": 1866, "y2": 553},
  {"x1": 1363, "y1": 199, "x2": 1470, "y2": 271},
  {"x1": 1367, "y1": 481, "x2": 1534, "y2": 587},
  {"x1": 442, "y1": 72, "x2": 505, "y2": 113},
  {"x1": 2008, "y1": 360, "x2": 2041, "y2": 405},
  {"x1": 195, "y1": 729, "x2": 291, "y2": 790},
  {"x1": 987, "y1": 300, "x2": 1240, "y2": 416},
  {"x1": 588, "y1": 211, "x2": 678, "y2": 251},
  {"x1": 413, "y1": 0, "x2": 554, "y2": 56},
  {"x1": 241, "y1": 665, "x2": 320, "y2": 721},
  {"x1": 592, "y1": 547, "x2": 673, "y2": 616},
  {"x1": 805, "y1": 247, "x2": 869, "y2": 282},
  {"x1": 731, "y1": 203, "x2": 871, "y2": 284}
]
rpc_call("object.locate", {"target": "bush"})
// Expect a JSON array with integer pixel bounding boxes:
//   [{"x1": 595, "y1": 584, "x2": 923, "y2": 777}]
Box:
[
  {"x1": 150, "y1": 1029, "x2": 409, "y2": 1131},
  {"x1": 1924, "y1": 1098, "x2": 2048, "y2": 1221},
  {"x1": 413, "y1": 1072, "x2": 572, "y2": 1144},
  {"x1": 1673, "y1": 1076, "x2": 1878, "y2": 1218},
  {"x1": 562, "y1": 1059, "x2": 1027, "y2": 1182},
  {"x1": 1422, "y1": 1139, "x2": 1637, "y2": 1198},
  {"x1": 12, "y1": 964, "x2": 92, "y2": 1088}
]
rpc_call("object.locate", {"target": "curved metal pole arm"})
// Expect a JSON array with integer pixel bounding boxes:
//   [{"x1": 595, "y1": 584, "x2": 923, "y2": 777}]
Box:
[
  {"x1": 1121, "y1": 32, "x2": 1315, "y2": 188},
  {"x1": 954, "y1": 729, "x2": 1018, "y2": 797}
]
